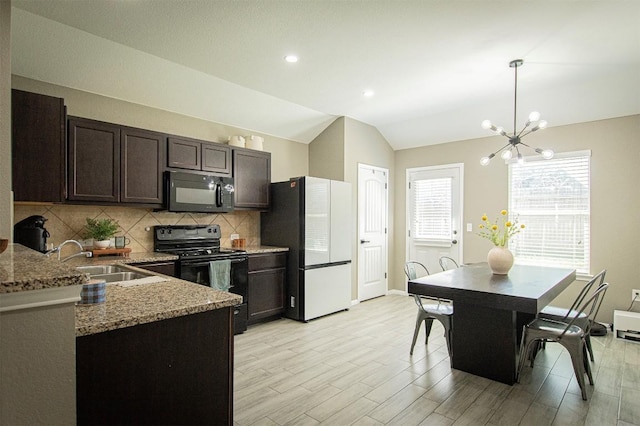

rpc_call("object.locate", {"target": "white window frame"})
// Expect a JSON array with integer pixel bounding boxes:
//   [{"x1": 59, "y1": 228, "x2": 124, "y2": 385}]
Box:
[{"x1": 508, "y1": 150, "x2": 591, "y2": 276}]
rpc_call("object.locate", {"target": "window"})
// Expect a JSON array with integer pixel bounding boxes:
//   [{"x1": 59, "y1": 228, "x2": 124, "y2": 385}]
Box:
[
  {"x1": 508, "y1": 151, "x2": 591, "y2": 274},
  {"x1": 412, "y1": 177, "x2": 452, "y2": 241}
]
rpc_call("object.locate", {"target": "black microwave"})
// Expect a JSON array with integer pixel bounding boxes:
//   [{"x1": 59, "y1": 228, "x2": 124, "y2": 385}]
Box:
[{"x1": 166, "y1": 171, "x2": 234, "y2": 213}]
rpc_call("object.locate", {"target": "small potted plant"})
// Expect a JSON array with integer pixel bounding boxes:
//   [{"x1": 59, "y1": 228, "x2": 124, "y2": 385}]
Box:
[{"x1": 83, "y1": 217, "x2": 120, "y2": 249}]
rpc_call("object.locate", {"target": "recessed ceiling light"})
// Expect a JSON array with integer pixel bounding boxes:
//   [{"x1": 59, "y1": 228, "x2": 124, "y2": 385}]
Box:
[
  {"x1": 284, "y1": 55, "x2": 298, "y2": 63},
  {"x1": 363, "y1": 90, "x2": 375, "y2": 97}
]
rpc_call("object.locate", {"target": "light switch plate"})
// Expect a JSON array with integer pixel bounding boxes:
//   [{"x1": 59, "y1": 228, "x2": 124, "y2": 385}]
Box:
[{"x1": 466, "y1": 223, "x2": 473, "y2": 232}]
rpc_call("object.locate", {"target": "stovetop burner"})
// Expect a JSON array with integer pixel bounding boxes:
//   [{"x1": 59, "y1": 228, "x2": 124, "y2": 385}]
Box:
[
  {"x1": 153, "y1": 224, "x2": 246, "y2": 260},
  {"x1": 170, "y1": 247, "x2": 244, "y2": 258}
]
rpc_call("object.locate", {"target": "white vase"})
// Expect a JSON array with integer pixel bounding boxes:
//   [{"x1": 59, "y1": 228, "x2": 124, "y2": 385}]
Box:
[
  {"x1": 93, "y1": 239, "x2": 111, "y2": 249},
  {"x1": 487, "y1": 246, "x2": 514, "y2": 275}
]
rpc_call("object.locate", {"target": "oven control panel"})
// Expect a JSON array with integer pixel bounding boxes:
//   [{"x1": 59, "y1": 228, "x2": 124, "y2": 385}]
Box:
[{"x1": 154, "y1": 225, "x2": 221, "y2": 241}]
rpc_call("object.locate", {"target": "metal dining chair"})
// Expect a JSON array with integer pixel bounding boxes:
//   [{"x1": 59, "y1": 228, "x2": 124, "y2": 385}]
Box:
[
  {"x1": 538, "y1": 269, "x2": 607, "y2": 362},
  {"x1": 438, "y1": 256, "x2": 459, "y2": 271},
  {"x1": 405, "y1": 261, "x2": 453, "y2": 363},
  {"x1": 517, "y1": 282, "x2": 609, "y2": 400}
]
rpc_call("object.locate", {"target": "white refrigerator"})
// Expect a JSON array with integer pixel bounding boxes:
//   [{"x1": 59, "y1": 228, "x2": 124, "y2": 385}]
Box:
[{"x1": 261, "y1": 176, "x2": 352, "y2": 321}]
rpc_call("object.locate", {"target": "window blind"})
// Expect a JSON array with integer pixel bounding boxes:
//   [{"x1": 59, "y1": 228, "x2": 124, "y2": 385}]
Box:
[
  {"x1": 413, "y1": 177, "x2": 452, "y2": 240},
  {"x1": 508, "y1": 152, "x2": 591, "y2": 273}
]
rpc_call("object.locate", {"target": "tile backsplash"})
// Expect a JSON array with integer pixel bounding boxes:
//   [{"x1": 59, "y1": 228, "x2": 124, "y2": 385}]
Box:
[{"x1": 13, "y1": 204, "x2": 260, "y2": 253}]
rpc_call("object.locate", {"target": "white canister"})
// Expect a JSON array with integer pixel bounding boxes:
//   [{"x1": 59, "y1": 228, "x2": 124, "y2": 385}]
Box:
[
  {"x1": 245, "y1": 135, "x2": 264, "y2": 151},
  {"x1": 228, "y1": 135, "x2": 245, "y2": 148}
]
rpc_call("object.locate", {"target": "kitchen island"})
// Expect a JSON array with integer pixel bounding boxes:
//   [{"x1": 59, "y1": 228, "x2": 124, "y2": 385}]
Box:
[
  {"x1": 1, "y1": 244, "x2": 242, "y2": 425},
  {"x1": 74, "y1": 264, "x2": 241, "y2": 426}
]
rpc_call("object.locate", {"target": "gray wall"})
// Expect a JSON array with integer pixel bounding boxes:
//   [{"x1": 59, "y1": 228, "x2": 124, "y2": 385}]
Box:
[
  {"x1": 309, "y1": 116, "x2": 395, "y2": 301},
  {"x1": 394, "y1": 115, "x2": 640, "y2": 323},
  {"x1": 309, "y1": 117, "x2": 345, "y2": 180}
]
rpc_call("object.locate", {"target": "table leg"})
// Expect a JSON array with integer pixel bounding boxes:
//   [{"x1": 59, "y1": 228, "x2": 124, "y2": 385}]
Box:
[{"x1": 451, "y1": 302, "x2": 528, "y2": 385}]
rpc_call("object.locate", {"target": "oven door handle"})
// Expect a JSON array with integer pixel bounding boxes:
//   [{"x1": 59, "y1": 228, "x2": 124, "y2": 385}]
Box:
[{"x1": 180, "y1": 258, "x2": 246, "y2": 268}]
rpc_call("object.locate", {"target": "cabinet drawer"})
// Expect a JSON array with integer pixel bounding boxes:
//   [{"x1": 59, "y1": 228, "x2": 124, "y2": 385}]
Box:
[{"x1": 248, "y1": 252, "x2": 287, "y2": 272}]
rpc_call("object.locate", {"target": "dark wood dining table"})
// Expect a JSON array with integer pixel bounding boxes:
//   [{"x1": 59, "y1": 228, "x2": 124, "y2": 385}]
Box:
[{"x1": 408, "y1": 263, "x2": 576, "y2": 385}]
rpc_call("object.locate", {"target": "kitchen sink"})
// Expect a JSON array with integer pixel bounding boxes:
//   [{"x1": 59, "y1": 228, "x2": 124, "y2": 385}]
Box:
[
  {"x1": 90, "y1": 271, "x2": 151, "y2": 283},
  {"x1": 77, "y1": 264, "x2": 161, "y2": 285},
  {"x1": 76, "y1": 264, "x2": 133, "y2": 275}
]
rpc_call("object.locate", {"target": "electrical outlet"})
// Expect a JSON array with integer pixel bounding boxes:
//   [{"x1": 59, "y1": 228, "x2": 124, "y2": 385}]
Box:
[
  {"x1": 78, "y1": 239, "x2": 92, "y2": 248},
  {"x1": 633, "y1": 289, "x2": 640, "y2": 302}
]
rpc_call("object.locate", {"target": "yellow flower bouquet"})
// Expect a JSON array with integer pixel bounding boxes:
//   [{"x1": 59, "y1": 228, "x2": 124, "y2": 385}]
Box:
[{"x1": 477, "y1": 209, "x2": 525, "y2": 247}]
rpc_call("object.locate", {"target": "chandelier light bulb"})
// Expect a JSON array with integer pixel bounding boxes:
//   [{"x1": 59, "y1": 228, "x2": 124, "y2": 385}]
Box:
[
  {"x1": 528, "y1": 111, "x2": 540, "y2": 122},
  {"x1": 501, "y1": 149, "x2": 513, "y2": 160},
  {"x1": 517, "y1": 153, "x2": 524, "y2": 164},
  {"x1": 494, "y1": 126, "x2": 504, "y2": 135},
  {"x1": 538, "y1": 120, "x2": 548, "y2": 129},
  {"x1": 480, "y1": 153, "x2": 494, "y2": 166},
  {"x1": 542, "y1": 149, "x2": 554, "y2": 159},
  {"x1": 481, "y1": 120, "x2": 492, "y2": 130}
]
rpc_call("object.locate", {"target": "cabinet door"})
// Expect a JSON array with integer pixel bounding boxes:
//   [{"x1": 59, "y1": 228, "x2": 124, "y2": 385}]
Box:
[
  {"x1": 121, "y1": 128, "x2": 165, "y2": 205},
  {"x1": 233, "y1": 149, "x2": 271, "y2": 209},
  {"x1": 11, "y1": 89, "x2": 66, "y2": 202},
  {"x1": 68, "y1": 117, "x2": 120, "y2": 203},
  {"x1": 248, "y1": 269, "x2": 285, "y2": 323},
  {"x1": 248, "y1": 253, "x2": 286, "y2": 324},
  {"x1": 202, "y1": 143, "x2": 231, "y2": 175},
  {"x1": 167, "y1": 137, "x2": 200, "y2": 170}
]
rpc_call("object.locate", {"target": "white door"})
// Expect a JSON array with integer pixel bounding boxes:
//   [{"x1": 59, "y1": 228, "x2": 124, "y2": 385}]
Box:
[
  {"x1": 358, "y1": 164, "x2": 388, "y2": 301},
  {"x1": 407, "y1": 164, "x2": 463, "y2": 277}
]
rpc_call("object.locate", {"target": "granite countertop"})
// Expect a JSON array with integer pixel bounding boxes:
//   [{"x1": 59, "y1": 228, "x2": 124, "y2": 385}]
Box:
[
  {"x1": 65, "y1": 251, "x2": 179, "y2": 268},
  {"x1": 75, "y1": 274, "x2": 242, "y2": 337},
  {"x1": 234, "y1": 245, "x2": 289, "y2": 254},
  {"x1": 0, "y1": 244, "x2": 88, "y2": 293}
]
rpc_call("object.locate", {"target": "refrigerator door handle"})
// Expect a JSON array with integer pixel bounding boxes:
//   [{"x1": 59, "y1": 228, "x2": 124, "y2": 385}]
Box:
[
  {"x1": 304, "y1": 260, "x2": 351, "y2": 270},
  {"x1": 360, "y1": 239, "x2": 370, "y2": 244}
]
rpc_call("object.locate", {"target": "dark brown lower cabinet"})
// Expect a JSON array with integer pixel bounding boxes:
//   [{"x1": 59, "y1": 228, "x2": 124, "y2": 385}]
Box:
[
  {"x1": 76, "y1": 308, "x2": 233, "y2": 426},
  {"x1": 247, "y1": 252, "x2": 286, "y2": 325}
]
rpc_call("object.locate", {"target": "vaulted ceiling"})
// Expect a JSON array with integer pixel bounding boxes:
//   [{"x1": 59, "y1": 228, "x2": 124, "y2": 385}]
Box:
[{"x1": 11, "y1": 0, "x2": 640, "y2": 150}]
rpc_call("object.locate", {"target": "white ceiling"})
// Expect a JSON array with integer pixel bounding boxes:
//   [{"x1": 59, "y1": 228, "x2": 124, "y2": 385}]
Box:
[{"x1": 10, "y1": 0, "x2": 640, "y2": 150}]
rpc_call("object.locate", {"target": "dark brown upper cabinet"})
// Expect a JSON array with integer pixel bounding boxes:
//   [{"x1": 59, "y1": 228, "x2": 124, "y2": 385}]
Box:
[
  {"x1": 12, "y1": 89, "x2": 67, "y2": 202},
  {"x1": 68, "y1": 117, "x2": 165, "y2": 206},
  {"x1": 232, "y1": 147, "x2": 271, "y2": 210},
  {"x1": 167, "y1": 136, "x2": 231, "y2": 176},
  {"x1": 120, "y1": 128, "x2": 165, "y2": 204}
]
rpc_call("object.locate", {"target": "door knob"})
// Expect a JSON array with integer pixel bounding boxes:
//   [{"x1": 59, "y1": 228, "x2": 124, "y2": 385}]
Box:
[
  {"x1": 360, "y1": 239, "x2": 370, "y2": 244},
  {"x1": 452, "y1": 240, "x2": 458, "y2": 244}
]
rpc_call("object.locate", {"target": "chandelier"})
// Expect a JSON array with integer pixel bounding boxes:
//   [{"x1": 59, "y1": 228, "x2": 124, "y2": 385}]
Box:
[{"x1": 480, "y1": 59, "x2": 554, "y2": 166}]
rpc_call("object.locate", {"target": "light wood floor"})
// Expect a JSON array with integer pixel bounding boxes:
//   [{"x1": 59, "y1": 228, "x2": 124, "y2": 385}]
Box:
[{"x1": 234, "y1": 294, "x2": 640, "y2": 426}]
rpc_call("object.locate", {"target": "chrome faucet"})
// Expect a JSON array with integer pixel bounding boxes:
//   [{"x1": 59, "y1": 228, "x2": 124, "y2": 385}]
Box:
[{"x1": 51, "y1": 240, "x2": 93, "y2": 262}]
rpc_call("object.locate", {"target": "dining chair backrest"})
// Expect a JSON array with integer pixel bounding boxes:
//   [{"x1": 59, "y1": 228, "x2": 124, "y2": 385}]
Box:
[
  {"x1": 439, "y1": 256, "x2": 459, "y2": 271},
  {"x1": 558, "y1": 282, "x2": 609, "y2": 339},
  {"x1": 562, "y1": 269, "x2": 606, "y2": 321},
  {"x1": 404, "y1": 261, "x2": 429, "y2": 280}
]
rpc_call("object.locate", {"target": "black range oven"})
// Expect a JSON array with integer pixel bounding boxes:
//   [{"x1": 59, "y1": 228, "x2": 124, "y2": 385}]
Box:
[{"x1": 153, "y1": 224, "x2": 248, "y2": 334}]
